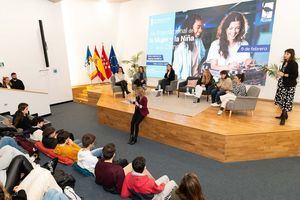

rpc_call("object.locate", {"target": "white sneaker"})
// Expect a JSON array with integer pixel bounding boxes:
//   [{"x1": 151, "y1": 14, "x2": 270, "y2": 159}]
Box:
[
  {"x1": 217, "y1": 110, "x2": 223, "y2": 115},
  {"x1": 211, "y1": 103, "x2": 220, "y2": 107},
  {"x1": 64, "y1": 186, "x2": 81, "y2": 200}
]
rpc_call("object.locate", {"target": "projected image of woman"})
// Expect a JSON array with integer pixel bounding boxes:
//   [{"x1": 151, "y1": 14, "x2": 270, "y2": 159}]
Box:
[
  {"x1": 173, "y1": 14, "x2": 206, "y2": 79},
  {"x1": 206, "y1": 11, "x2": 254, "y2": 71}
]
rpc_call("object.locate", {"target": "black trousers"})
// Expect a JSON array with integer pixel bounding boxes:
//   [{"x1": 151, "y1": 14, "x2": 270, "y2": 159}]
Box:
[
  {"x1": 115, "y1": 80, "x2": 129, "y2": 96},
  {"x1": 5, "y1": 155, "x2": 33, "y2": 193},
  {"x1": 130, "y1": 110, "x2": 145, "y2": 138},
  {"x1": 160, "y1": 78, "x2": 170, "y2": 92},
  {"x1": 133, "y1": 79, "x2": 146, "y2": 87}
]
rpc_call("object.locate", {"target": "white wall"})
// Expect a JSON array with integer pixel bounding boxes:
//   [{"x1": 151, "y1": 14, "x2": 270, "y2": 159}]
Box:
[
  {"x1": 117, "y1": 0, "x2": 300, "y2": 102},
  {"x1": 61, "y1": 0, "x2": 121, "y2": 86},
  {"x1": 0, "y1": 0, "x2": 72, "y2": 104},
  {"x1": 0, "y1": 89, "x2": 51, "y2": 116}
]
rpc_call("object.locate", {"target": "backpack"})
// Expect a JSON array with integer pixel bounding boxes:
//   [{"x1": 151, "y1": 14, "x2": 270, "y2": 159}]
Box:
[{"x1": 53, "y1": 169, "x2": 76, "y2": 189}]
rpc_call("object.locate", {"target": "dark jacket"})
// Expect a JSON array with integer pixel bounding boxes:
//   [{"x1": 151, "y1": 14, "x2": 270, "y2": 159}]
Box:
[
  {"x1": 12, "y1": 114, "x2": 32, "y2": 131},
  {"x1": 164, "y1": 69, "x2": 175, "y2": 82},
  {"x1": 199, "y1": 75, "x2": 215, "y2": 90},
  {"x1": 281, "y1": 60, "x2": 298, "y2": 87},
  {"x1": 10, "y1": 79, "x2": 25, "y2": 90},
  {"x1": 42, "y1": 136, "x2": 58, "y2": 149}
]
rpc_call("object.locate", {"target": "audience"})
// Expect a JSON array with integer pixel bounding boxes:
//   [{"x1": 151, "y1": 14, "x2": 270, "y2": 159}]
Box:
[
  {"x1": 12, "y1": 103, "x2": 32, "y2": 132},
  {"x1": 28, "y1": 117, "x2": 45, "y2": 142},
  {"x1": 10, "y1": 72, "x2": 25, "y2": 90},
  {"x1": 95, "y1": 143, "x2": 128, "y2": 194},
  {"x1": 54, "y1": 130, "x2": 80, "y2": 161},
  {"x1": 2, "y1": 77, "x2": 11, "y2": 89},
  {"x1": 77, "y1": 133, "x2": 103, "y2": 174},
  {"x1": 217, "y1": 73, "x2": 247, "y2": 115},
  {"x1": 211, "y1": 70, "x2": 232, "y2": 106},
  {"x1": 133, "y1": 66, "x2": 147, "y2": 88},
  {"x1": 121, "y1": 156, "x2": 177, "y2": 199},
  {"x1": 114, "y1": 66, "x2": 131, "y2": 98},
  {"x1": 42, "y1": 127, "x2": 58, "y2": 149},
  {"x1": 167, "y1": 173, "x2": 205, "y2": 200}
]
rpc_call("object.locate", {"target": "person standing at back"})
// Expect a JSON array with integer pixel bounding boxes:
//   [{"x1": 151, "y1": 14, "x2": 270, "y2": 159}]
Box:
[{"x1": 10, "y1": 72, "x2": 25, "y2": 90}]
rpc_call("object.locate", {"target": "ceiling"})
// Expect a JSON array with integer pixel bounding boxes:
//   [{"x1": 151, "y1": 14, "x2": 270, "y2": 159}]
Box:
[{"x1": 48, "y1": 0, "x2": 131, "y2": 3}]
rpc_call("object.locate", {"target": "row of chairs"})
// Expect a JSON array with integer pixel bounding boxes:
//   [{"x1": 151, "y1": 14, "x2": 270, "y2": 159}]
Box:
[{"x1": 110, "y1": 75, "x2": 261, "y2": 116}]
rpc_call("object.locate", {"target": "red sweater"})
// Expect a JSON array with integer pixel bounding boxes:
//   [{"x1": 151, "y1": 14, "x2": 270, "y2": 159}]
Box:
[
  {"x1": 121, "y1": 172, "x2": 165, "y2": 199},
  {"x1": 134, "y1": 96, "x2": 149, "y2": 117}
]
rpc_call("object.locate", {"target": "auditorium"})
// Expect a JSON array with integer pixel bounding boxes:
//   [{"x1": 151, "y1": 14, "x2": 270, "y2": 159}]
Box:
[{"x1": 0, "y1": 0, "x2": 299, "y2": 199}]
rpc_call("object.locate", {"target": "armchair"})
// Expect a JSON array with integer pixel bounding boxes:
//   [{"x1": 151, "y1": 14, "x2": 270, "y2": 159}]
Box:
[{"x1": 226, "y1": 86, "x2": 261, "y2": 117}]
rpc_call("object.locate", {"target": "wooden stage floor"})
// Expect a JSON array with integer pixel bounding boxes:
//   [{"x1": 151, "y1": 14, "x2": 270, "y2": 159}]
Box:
[{"x1": 84, "y1": 84, "x2": 300, "y2": 163}]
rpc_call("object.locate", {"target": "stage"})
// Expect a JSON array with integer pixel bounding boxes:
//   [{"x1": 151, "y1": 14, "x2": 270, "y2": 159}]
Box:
[{"x1": 73, "y1": 84, "x2": 300, "y2": 163}]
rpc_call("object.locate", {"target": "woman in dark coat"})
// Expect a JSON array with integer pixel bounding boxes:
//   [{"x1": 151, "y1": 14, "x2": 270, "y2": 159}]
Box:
[{"x1": 274, "y1": 48, "x2": 299, "y2": 125}]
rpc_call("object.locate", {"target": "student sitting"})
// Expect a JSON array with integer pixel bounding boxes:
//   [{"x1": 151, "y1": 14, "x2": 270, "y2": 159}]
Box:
[
  {"x1": 95, "y1": 143, "x2": 128, "y2": 194},
  {"x1": 77, "y1": 133, "x2": 103, "y2": 174},
  {"x1": 211, "y1": 70, "x2": 232, "y2": 106},
  {"x1": 121, "y1": 156, "x2": 177, "y2": 200},
  {"x1": 42, "y1": 127, "x2": 58, "y2": 149},
  {"x1": 167, "y1": 173, "x2": 205, "y2": 200},
  {"x1": 12, "y1": 103, "x2": 32, "y2": 132},
  {"x1": 217, "y1": 74, "x2": 247, "y2": 115},
  {"x1": 54, "y1": 131, "x2": 80, "y2": 161},
  {"x1": 28, "y1": 117, "x2": 45, "y2": 142}
]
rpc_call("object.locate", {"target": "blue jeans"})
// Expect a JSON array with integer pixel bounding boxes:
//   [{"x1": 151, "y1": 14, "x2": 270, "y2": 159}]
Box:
[
  {"x1": 211, "y1": 88, "x2": 226, "y2": 104},
  {"x1": 43, "y1": 189, "x2": 68, "y2": 200},
  {"x1": 91, "y1": 147, "x2": 103, "y2": 158},
  {"x1": 0, "y1": 136, "x2": 23, "y2": 151}
]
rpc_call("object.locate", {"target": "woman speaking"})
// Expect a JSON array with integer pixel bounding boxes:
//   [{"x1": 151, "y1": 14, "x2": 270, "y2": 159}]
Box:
[
  {"x1": 128, "y1": 87, "x2": 149, "y2": 145},
  {"x1": 274, "y1": 48, "x2": 298, "y2": 125}
]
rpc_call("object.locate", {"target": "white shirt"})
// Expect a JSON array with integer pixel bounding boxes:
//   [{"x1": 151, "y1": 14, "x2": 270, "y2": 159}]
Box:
[
  {"x1": 206, "y1": 39, "x2": 251, "y2": 68},
  {"x1": 77, "y1": 149, "x2": 98, "y2": 174},
  {"x1": 30, "y1": 128, "x2": 43, "y2": 141}
]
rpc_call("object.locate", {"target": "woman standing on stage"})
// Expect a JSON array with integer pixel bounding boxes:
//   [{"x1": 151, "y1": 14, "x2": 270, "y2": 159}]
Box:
[
  {"x1": 274, "y1": 48, "x2": 298, "y2": 125},
  {"x1": 128, "y1": 87, "x2": 149, "y2": 145}
]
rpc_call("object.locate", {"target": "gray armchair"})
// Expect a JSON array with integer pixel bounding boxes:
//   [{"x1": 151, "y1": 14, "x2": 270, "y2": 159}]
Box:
[
  {"x1": 226, "y1": 86, "x2": 261, "y2": 117},
  {"x1": 111, "y1": 75, "x2": 123, "y2": 98},
  {"x1": 158, "y1": 75, "x2": 178, "y2": 95}
]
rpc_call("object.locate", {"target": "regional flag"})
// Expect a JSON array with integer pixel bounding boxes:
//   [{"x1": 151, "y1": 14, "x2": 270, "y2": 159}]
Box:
[
  {"x1": 109, "y1": 45, "x2": 119, "y2": 74},
  {"x1": 93, "y1": 46, "x2": 107, "y2": 81},
  {"x1": 85, "y1": 46, "x2": 97, "y2": 80},
  {"x1": 85, "y1": 46, "x2": 92, "y2": 67},
  {"x1": 101, "y1": 45, "x2": 112, "y2": 79}
]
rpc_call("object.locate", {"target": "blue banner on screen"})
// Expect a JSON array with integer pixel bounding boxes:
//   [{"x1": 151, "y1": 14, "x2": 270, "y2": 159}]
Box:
[{"x1": 146, "y1": 0, "x2": 277, "y2": 85}]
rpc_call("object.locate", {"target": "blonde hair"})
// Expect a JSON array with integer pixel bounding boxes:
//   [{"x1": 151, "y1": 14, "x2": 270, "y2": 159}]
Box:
[
  {"x1": 135, "y1": 87, "x2": 145, "y2": 97},
  {"x1": 0, "y1": 182, "x2": 11, "y2": 200}
]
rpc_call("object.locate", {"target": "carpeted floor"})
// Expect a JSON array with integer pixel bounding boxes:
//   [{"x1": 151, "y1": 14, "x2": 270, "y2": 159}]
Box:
[{"x1": 44, "y1": 102, "x2": 300, "y2": 200}]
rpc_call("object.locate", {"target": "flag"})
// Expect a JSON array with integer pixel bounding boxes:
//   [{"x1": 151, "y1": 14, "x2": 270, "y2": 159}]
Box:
[
  {"x1": 85, "y1": 46, "x2": 97, "y2": 80},
  {"x1": 101, "y1": 45, "x2": 112, "y2": 79},
  {"x1": 84, "y1": 46, "x2": 92, "y2": 67},
  {"x1": 109, "y1": 45, "x2": 119, "y2": 74},
  {"x1": 93, "y1": 46, "x2": 107, "y2": 81}
]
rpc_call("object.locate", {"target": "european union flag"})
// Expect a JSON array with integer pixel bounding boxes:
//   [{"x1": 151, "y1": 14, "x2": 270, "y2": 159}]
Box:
[{"x1": 109, "y1": 45, "x2": 119, "y2": 74}]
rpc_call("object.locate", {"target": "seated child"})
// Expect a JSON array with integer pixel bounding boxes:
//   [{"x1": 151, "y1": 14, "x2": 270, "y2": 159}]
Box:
[
  {"x1": 77, "y1": 133, "x2": 103, "y2": 174},
  {"x1": 54, "y1": 131, "x2": 80, "y2": 161},
  {"x1": 29, "y1": 117, "x2": 45, "y2": 142},
  {"x1": 121, "y1": 156, "x2": 177, "y2": 199},
  {"x1": 42, "y1": 127, "x2": 58, "y2": 149}
]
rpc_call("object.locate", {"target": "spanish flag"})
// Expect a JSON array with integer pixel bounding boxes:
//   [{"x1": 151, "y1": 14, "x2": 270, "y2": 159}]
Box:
[{"x1": 93, "y1": 46, "x2": 107, "y2": 81}]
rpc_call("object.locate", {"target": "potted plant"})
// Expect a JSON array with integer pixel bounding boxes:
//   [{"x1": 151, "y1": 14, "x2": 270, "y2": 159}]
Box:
[{"x1": 121, "y1": 51, "x2": 144, "y2": 78}]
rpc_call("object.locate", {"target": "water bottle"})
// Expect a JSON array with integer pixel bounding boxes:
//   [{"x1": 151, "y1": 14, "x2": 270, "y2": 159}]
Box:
[
  {"x1": 158, "y1": 84, "x2": 161, "y2": 90},
  {"x1": 192, "y1": 88, "x2": 195, "y2": 94},
  {"x1": 186, "y1": 87, "x2": 189, "y2": 93}
]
